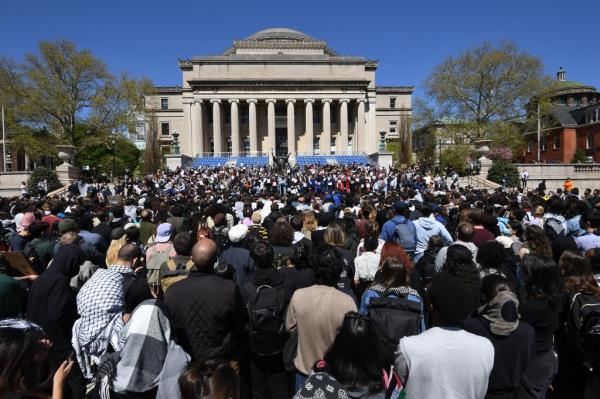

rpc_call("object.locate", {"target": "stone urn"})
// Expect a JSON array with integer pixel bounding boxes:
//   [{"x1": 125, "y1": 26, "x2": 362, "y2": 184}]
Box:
[
  {"x1": 55, "y1": 145, "x2": 76, "y2": 166},
  {"x1": 474, "y1": 139, "x2": 492, "y2": 156}
]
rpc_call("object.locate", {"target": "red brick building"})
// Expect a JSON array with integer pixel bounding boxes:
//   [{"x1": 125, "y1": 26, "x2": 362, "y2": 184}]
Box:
[{"x1": 522, "y1": 68, "x2": 600, "y2": 163}]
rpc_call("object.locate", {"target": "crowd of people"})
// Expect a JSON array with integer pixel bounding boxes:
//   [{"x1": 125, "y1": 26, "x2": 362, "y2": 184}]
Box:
[{"x1": 0, "y1": 162, "x2": 599, "y2": 399}]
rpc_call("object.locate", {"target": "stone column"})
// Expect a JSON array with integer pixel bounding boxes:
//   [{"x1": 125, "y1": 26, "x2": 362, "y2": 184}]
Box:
[
  {"x1": 357, "y1": 99, "x2": 366, "y2": 154},
  {"x1": 322, "y1": 99, "x2": 332, "y2": 155},
  {"x1": 193, "y1": 99, "x2": 204, "y2": 156},
  {"x1": 266, "y1": 99, "x2": 276, "y2": 156},
  {"x1": 229, "y1": 99, "x2": 240, "y2": 156},
  {"x1": 340, "y1": 99, "x2": 349, "y2": 154},
  {"x1": 247, "y1": 99, "x2": 258, "y2": 154},
  {"x1": 304, "y1": 99, "x2": 314, "y2": 155},
  {"x1": 211, "y1": 99, "x2": 222, "y2": 155},
  {"x1": 286, "y1": 99, "x2": 296, "y2": 157}
]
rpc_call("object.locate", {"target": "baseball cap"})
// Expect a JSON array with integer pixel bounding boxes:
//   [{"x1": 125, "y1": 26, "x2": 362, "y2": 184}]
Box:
[
  {"x1": 228, "y1": 224, "x2": 248, "y2": 244},
  {"x1": 155, "y1": 223, "x2": 173, "y2": 243}
]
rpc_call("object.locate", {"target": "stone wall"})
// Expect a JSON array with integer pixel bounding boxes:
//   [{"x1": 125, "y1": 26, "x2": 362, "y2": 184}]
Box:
[{"x1": 0, "y1": 171, "x2": 32, "y2": 197}]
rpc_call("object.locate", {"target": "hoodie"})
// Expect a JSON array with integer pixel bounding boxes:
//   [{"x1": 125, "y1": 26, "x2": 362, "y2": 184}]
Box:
[{"x1": 413, "y1": 216, "x2": 453, "y2": 256}]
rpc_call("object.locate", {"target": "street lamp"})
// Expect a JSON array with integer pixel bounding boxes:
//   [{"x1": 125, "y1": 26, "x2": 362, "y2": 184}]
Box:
[{"x1": 111, "y1": 138, "x2": 116, "y2": 183}]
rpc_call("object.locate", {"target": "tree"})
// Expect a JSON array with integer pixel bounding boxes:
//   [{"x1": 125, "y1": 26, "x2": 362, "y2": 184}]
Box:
[
  {"x1": 74, "y1": 135, "x2": 140, "y2": 178},
  {"x1": 0, "y1": 40, "x2": 151, "y2": 161},
  {"x1": 142, "y1": 97, "x2": 163, "y2": 173},
  {"x1": 421, "y1": 42, "x2": 549, "y2": 144},
  {"x1": 27, "y1": 168, "x2": 61, "y2": 196},
  {"x1": 440, "y1": 144, "x2": 475, "y2": 174},
  {"x1": 487, "y1": 160, "x2": 520, "y2": 188}
]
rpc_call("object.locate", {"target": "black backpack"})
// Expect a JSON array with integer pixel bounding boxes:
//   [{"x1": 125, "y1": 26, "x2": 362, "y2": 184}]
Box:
[
  {"x1": 23, "y1": 240, "x2": 44, "y2": 275},
  {"x1": 245, "y1": 281, "x2": 288, "y2": 356},
  {"x1": 367, "y1": 292, "x2": 421, "y2": 364},
  {"x1": 567, "y1": 292, "x2": 600, "y2": 372}
]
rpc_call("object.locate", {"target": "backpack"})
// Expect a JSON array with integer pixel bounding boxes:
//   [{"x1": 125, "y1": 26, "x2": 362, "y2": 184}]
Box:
[
  {"x1": 367, "y1": 292, "x2": 421, "y2": 364},
  {"x1": 160, "y1": 258, "x2": 194, "y2": 293},
  {"x1": 23, "y1": 240, "x2": 43, "y2": 275},
  {"x1": 212, "y1": 227, "x2": 230, "y2": 253},
  {"x1": 245, "y1": 281, "x2": 288, "y2": 356},
  {"x1": 394, "y1": 219, "x2": 416, "y2": 252},
  {"x1": 544, "y1": 216, "x2": 565, "y2": 240},
  {"x1": 146, "y1": 244, "x2": 172, "y2": 287},
  {"x1": 567, "y1": 292, "x2": 600, "y2": 372}
]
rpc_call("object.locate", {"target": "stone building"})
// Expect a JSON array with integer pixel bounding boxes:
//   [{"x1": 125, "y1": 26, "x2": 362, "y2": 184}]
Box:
[{"x1": 146, "y1": 28, "x2": 412, "y2": 162}]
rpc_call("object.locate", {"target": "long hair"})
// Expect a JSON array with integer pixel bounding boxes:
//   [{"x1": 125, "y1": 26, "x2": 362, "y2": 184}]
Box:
[
  {"x1": 179, "y1": 360, "x2": 239, "y2": 399},
  {"x1": 559, "y1": 251, "x2": 600, "y2": 297},
  {"x1": 379, "y1": 241, "x2": 412, "y2": 270},
  {"x1": 523, "y1": 225, "x2": 553, "y2": 258},
  {"x1": 324, "y1": 220, "x2": 346, "y2": 248},
  {"x1": 373, "y1": 256, "x2": 409, "y2": 288},
  {"x1": 0, "y1": 328, "x2": 52, "y2": 396},
  {"x1": 323, "y1": 312, "x2": 383, "y2": 393},
  {"x1": 521, "y1": 254, "x2": 563, "y2": 309},
  {"x1": 106, "y1": 235, "x2": 128, "y2": 266},
  {"x1": 443, "y1": 244, "x2": 481, "y2": 312},
  {"x1": 269, "y1": 218, "x2": 294, "y2": 247}
]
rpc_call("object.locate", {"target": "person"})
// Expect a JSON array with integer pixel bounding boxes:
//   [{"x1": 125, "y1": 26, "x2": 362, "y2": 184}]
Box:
[
  {"x1": 24, "y1": 221, "x2": 54, "y2": 272},
  {"x1": 469, "y1": 209, "x2": 495, "y2": 248},
  {"x1": 72, "y1": 244, "x2": 141, "y2": 379},
  {"x1": 138, "y1": 209, "x2": 156, "y2": 248},
  {"x1": 164, "y1": 238, "x2": 244, "y2": 361},
  {"x1": 9, "y1": 212, "x2": 35, "y2": 252},
  {"x1": 555, "y1": 251, "x2": 600, "y2": 398},
  {"x1": 564, "y1": 177, "x2": 573, "y2": 193},
  {"x1": 159, "y1": 231, "x2": 195, "y2": 293},
  {"x1": 521, "y1": 170, "x2": 529, "y2": 188},
  {"x1": 573, "y1": 209, "x2": 600, "y2": 254},
  {"x1": 442, "y1": 244, "x2": 482, "y2": 313},
  {"x1": 20, "y1": 181, "x2": 28, "y2": 197},
  {"x1": 413, "y1": 205, "x2": 453, "y2": 262},
  {"x1": 323, "y1": 220, "x2": 355, "y2": 297},
  {"x1": 415, "y1": 235, "x2": 443, "y2": 295},
  {"x1": 434, "y1": 222, "x2": 478, "y2": 272},
  {"x1": 178, "y1": 361, "x2": 240, "y2": 399},
  {"x1": 462, "y1": 275, "x2": 535, "y2": 398},
  {"x1": 0, "y1": 319, "x2": 75, "y2": 399},
  {"x1": 314, "y1": 312, "x2": 384, "y2": 397},
  {"x1": 394, "y1": 272, "x2": 494, "y2": 399},
  {"x1": 353, "y1": 235, "x2": 381, "y2": 298},
  {"x1": 249, "y1": 211, "x2": 269, "y2": 241},
  {"x1": 538, "y1": 179, "x2": 546, "y2": 192},
  {"x1": 519, "y1": 225, "x2": 553, "y2": 259},
  {"x1": 77, "y1": 214, "x2": 108, "y2": 255},
  {"x1": 242, "y1": 241, "x2": 289, "y2": 399},
  {"x1": 280, "y1": 240, "x2": 315, "y2": 295},
  {"x1": 26, "y1": 244, "x2": 86, "y2": 398},
  {"x1": 286, "y1": 245, "x2": 357, "y2": 389},
  {"x1": 302, "y1": 210, "x2": 317, "y2": 240},
  {"x1": 219, "y1": 223, "x2": 253, "y2": 286},
  {"x1": 379, "y1": 201, "x2": 416, "y2": 258},
  {"x1": 270, "y1": 218, "x2": 295, "y2": 269},
  {"x1": 518, "y1": 255, "x2": 561, "y2": 399}
]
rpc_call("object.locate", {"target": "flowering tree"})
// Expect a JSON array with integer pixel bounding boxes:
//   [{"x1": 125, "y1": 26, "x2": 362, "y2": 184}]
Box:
[{"x1": 487, "y1": 147, "x2": 513, "y2": 161}]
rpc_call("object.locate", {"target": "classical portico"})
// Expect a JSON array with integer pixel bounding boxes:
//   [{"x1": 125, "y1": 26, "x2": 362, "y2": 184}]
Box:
[{"x1": 148, "y1": 28, "x2": 413, "y2": 159}]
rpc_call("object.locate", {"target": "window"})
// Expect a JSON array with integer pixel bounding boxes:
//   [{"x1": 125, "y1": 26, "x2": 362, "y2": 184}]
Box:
[
  {"x1": 540, "y1": 135, "x2": 547, "y2": 151},
  {"x1": 553, "y1": 134, "x2": 560, "y2": 150},
  {"x1": 161, "y1": 122, "x2": 170, "y2": 136},
  {"x1": 389, "y1": 121, "x2": 397, "y2": 134},
  {"x1": 330, "y1": 136, "x2": 337, "y2": 154},
  {"x1": 527, "y1": 141, "x2": 532, "y2": 154},
  {"x1": 587, "y1": 132, "x2": 594, "y2": 150},
  {"x1": 314, "y1": 136, "x2": 320, "y2": 155},
  {"x1": 243, "y1": 136, "x2": 250, "y2": 153},
  {"x1": 160, "y1": 98, "x2": 168, "y2": 110},
  {"x1": 390, "y1": 97, "x2": 396, "y2": 108},
  {"x1": 226, "y1": 136, "x2": 232, "y2": 153}
]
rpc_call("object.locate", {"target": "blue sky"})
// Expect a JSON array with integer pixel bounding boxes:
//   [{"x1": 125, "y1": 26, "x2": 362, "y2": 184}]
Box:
[{"x1": 3, "y1": 0, "x2": 599, "y2": 99}]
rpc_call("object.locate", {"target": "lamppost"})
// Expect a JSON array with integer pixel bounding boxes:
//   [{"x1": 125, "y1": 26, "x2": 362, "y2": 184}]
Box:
[
  {"x1": 379, "y1": 129, "x2": 387, "y2": 152},
  {"x1": 111, "y1": 138, "x2": 116, "y2": 183}
]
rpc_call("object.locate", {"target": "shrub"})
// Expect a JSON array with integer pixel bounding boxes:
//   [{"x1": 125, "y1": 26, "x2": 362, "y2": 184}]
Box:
[
  {"x1": 440, "y1": 144, "x2": 475, "y2": 174},
  {"x1": 27, "y1": 168, "x2": 62, "y2": 196},
  {"x1": 487, "y1": 160, "x2": 520, "y2": 188},
  {"x1": 571, "y1": 149, "x2": 587, "y2": 163}
]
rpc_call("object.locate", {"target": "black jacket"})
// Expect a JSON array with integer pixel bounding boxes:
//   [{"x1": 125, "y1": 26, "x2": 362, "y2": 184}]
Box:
[
  {"x1": 26, "y1": 244, "x2": 84, "y2": 350},
  {"x1": 164, "y1": 271, "x2": 244, "y2": 361},
  {"x1": 241, "y1": 267, "x2": 287, "y2": 304}
]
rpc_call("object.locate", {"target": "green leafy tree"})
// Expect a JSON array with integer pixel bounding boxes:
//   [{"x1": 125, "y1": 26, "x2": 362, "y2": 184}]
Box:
[
  {"x1": 487, "y1": 160, "x2": 520, "y2": 187},
  {"x1": 440, "y1": 144, "x2": 475, "y2": 174},
  {"x1": 27, "y1": 168, "x2": 62, "y2": 196},
  {"x1": 74, "y1": 136, "x2": 140, "y2": 177},
  {"x1": 571, "y1": 149, "x2": 587, "y2": 163},
  {"x1": 420, "y1": 42, "x2": 549, "y2": 145},
  {"x1": 0, "y1": 40, "x2": 152, "y2": 161}
]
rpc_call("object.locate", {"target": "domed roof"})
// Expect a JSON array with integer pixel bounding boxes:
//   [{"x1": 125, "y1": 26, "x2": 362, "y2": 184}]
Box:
[{"x1": 245, "y1": 28, "x2": 315, "y2": 42}]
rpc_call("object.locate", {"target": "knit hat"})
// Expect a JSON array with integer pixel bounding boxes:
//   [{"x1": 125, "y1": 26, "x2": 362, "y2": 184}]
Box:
[
  {"x1": 228, "y1": 224, "x2": 248, "y2": 244},
  {"x1": 58, "y1": 218, "x2": 79, "y2": 234},
  {"x1": 155, "y1": 223, "x2": 173, "y2": 243},
  {"x1": 428, "y1": 272, "x2": 473, "y2": 326}
]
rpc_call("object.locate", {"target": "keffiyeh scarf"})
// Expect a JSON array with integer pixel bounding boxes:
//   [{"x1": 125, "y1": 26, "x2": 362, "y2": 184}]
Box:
[{"x1": 478, "y1": 290, "x2": 520, "y2": 336}]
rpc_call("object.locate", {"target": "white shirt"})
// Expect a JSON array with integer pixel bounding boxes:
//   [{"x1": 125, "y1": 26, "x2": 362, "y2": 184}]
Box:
[{"x1": 354, "y1": 251, "x2": 381, "y2": 281}]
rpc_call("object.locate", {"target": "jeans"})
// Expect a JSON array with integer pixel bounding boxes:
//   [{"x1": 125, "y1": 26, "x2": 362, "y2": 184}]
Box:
[{"x1": 295, "y1": 372, "x2": 308, "y2": 392}]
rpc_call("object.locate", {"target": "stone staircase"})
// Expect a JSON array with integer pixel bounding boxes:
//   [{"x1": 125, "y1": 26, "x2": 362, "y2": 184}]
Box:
[{"x1": 458, "y1": 175, "x2": 501, "y2": 191}]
